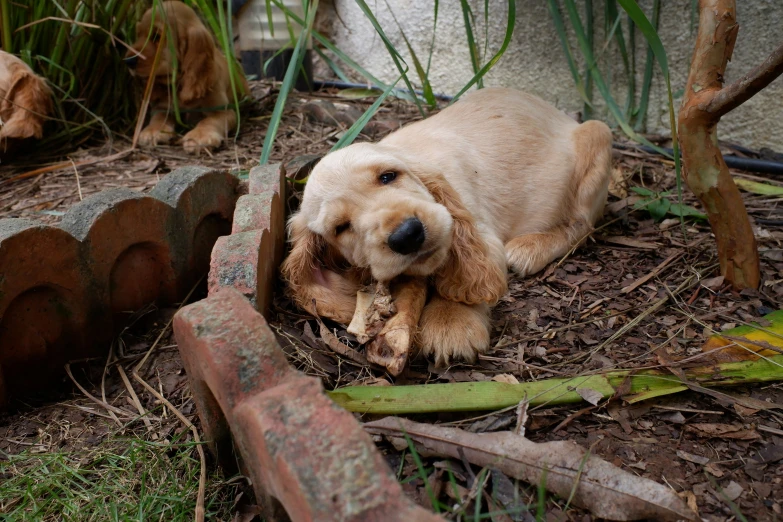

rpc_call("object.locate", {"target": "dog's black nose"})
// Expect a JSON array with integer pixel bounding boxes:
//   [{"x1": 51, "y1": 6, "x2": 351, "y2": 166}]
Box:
[
  {"x1": 124, "y1": 55, "x2": 138, "y2": 68},
  {"x1": 388, "y1": 217, "x2": 426, "y2": 255}
]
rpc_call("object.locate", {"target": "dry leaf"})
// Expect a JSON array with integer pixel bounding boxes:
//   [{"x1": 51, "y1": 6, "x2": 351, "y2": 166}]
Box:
[
  {"x1": 700, "y1": 275, "x2": 725, "y2": 290},
  {"x1": 492, "y1": 374, "x2": 520, "y2": 385},
  {"x1": 576, "y1": 387, "x2": 604, "y2": 406},
  {"x1": 684, "y1": 423, "x2": 761, "y2": 441},
  {"x1": 676, "y1": 450, "x2": 709, "y2": 465},
  {"x1": 318, "y1": 321, "x2": 368, "y2": 366},
  {"x1": 365, "y1": 417, "x2": 698, "y2": 521},
  {"x1": 722, "y1": 481, "x2": 743, "y2": 502}
]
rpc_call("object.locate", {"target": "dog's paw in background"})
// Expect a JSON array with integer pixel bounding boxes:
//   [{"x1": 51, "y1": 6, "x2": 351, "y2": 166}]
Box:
[
  {"x1": 182, "y1": 125, "x2": 224, "y2": 155},
  {"x1": 125, "y1": 1, "x2": 248, "y2": 155},
  {"x1": 417, "y1": 296, "x2": 491, "y2": 366},
  {"x1": 0, "y1": 51, "x2": 53, "y2": 158}
]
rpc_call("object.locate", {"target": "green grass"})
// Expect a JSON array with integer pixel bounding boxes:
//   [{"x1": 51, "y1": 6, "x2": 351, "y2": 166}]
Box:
[
  {"x1": 1, "y1": 0, "x2": 245, "y2": 153},
  {"x1": 0, "y1": 436, "x2": 239, "y2": 521}
]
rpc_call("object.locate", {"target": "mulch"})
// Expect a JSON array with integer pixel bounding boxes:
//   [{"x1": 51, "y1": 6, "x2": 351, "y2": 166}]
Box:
[{"x1": 2, "y1": 81, "x2": 783, "y2": 521}]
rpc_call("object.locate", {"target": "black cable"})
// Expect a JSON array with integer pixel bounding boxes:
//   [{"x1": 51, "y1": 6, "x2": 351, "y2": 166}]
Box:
[{"x1": 614, "y1": 143, "x2": 783, "y2": 176}]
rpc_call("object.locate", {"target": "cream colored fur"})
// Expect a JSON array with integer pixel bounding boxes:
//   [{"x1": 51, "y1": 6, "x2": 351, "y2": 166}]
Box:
[{"x1": 282, "y1": 87, "x2": 612, "y2": 365}]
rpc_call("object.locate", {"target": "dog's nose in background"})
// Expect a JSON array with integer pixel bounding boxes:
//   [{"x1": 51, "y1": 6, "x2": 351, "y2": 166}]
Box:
[
  {"x1": 388, "y1": 217, "x2": 426, "y2": 255},
  {"x1": 124, "y1": 54, "x2": 139, "y2": 69}
]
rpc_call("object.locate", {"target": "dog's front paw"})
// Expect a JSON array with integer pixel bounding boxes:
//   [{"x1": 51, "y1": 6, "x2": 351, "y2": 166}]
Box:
[
  {"x1": 138, "y1": 126, "x2": 175, "y2": 148},
  {"x1": 417, "y1": 297, "x2": 490, "y2": 366},
  {"x1": 182, "y1": 127, "x2": 222, "y2": 154}
]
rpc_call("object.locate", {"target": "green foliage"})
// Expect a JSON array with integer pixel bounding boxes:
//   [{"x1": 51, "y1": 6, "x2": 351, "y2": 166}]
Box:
[
  {"x1": 1, "y1": 0, "x2": 245, "y2": 150},
  {"x1": 0, "y1": 437, "x2": 239, "y2": 520},
  {"x1": 630, "y1": 186, "x2": 706, "y2": 222},
  {"x1": 261, "y1": 0, "x2": 515, "y2": 160},
  {"x1": 1, "y1": 0, "x2": 142, "y2": 146}
]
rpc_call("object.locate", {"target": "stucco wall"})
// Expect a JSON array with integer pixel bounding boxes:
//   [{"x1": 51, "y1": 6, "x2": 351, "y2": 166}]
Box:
[{"x1": 317, "y1": 0, "x2": 783, "y2": 152}]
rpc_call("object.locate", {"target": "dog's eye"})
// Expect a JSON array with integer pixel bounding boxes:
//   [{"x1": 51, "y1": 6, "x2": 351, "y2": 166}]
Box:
[
  {"x1": 379, "y1": 171, "x2": 397, "y2": 185},
  {"x1": 151, "y1": 32, "x2": 161, "y2": 43},
  {"x1": 335, "y1": 222, "x2": 350, "y2": 236}
]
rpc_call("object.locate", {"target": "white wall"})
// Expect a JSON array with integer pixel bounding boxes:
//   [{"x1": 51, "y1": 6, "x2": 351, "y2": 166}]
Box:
[{"x1": 316, "y1": 0, "x2": 783, "y2": 151}]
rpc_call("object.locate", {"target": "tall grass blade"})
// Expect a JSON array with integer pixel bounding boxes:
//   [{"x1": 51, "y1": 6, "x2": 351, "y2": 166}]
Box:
[
  {"x1": 583, "y1": 0, "x2": 594, "y2": 120},
  {"x1": 260, "y1": 0, "x2": 319, "y2": 164},
  {"x1": 616, "y1": 0, "x2": 682, "y2": 224},
  {"x1": 458, "y1": 0, "x2": 483, "y2": 89},
  {"x1": 270, "y1": 0, "x2": 415, "y2": 102},
  {"x1": 451, "y1": 0, "x2": 515, "y2": 102},
  {"x1": 383, "y1": 0, "x2": 436, "y2": 109},
  {"x1": 352, "y1": 0, "x2": 424, "y2": 117},
  {"x1": 605, "y1": 0, "x2": 634, "y2": 118},
  {"x1": 561, "y1": 0, "x2": 671, "y2": 157},
  {"x1": 1, "y1": 0, "x2": 12, "y2": 51},
  {"x1": 425, "y1": 0, "x2": 439, "y2": 79},
  {"x1": 331, "y1": 74, "x2": 402, "y2": 151},
  {"x1": 633, "y1": 0, "x2": 660, "y2": 132},
  {"x1": 546, "y1": 0, "x2": 592, "y2": 107}
]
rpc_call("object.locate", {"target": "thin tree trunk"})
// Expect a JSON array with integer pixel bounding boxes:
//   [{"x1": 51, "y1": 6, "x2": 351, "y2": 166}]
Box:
[{"x1": 679, "y1": 0, "x2": 783, "y2": 290}]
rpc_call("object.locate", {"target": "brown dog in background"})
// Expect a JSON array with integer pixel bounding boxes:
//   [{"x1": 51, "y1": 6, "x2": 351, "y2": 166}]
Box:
[
  {"x1": 0, "y1": 51, "x2": 53, "y2": 156},
  {"x1": 125, "y1": 1, "x2": 248, "y2": 154},
  {"x1": 282, "y1": 88, "x2": 613, "y2": 366}
]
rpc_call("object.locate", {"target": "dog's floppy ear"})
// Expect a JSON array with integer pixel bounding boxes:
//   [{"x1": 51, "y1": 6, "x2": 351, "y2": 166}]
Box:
[
  {"x1": 419, "y1": 172, "x2": 507, "y2": 305},
  {"x1": 280, "y1": 213, "x2": 359, "y2": 324},
  {"x1": 0, "y1": 68, "x2": 52, "y2": 140},
  {"x1": 177, "y1": 23, "x2": 215, "y2": 104}
]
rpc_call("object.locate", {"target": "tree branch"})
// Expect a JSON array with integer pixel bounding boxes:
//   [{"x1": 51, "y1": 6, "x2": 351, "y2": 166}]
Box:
[{"x1": 707, "y1": 41, "x2": 783, "y2": 118}]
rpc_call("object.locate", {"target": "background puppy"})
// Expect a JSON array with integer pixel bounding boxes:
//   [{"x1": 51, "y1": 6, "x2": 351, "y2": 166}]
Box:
[
  {"x1": 126, "y1": 1, "x2": 248, "y2": 154},
  {"x1": 0, "y1": 51, "x2": 53, "y2": 155},
  {"x1": 283, "y1": 88, "x2": 612, "y2": 365}
]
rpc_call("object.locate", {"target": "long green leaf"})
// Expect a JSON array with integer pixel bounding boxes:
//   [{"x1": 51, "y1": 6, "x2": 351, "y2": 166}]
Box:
[
  {"x1": 562, "y1": 0, "x2": 671, "y2": 158},
  {"x1": 733, "y1": 178, "x2": 783, "y2": 196},
  {"x1": 328, "y1": 355, "x2": 783, "y2": 414},
  {"x1": 270, "y1": 0, "x2": 416, "y2": 102},
  {"x1": 617, "y1": 0, "x2": 682, "y2": 230},
  {"x1": 546, "y1": 0, "x2": 593, "y2": 107},
  {"x1": 383, "y1": 0, "x2": 436, "y2": 109},
  {"x1": 451, "y1": 0, "x2": 516, "y2": 102},
  {"x1": 331, "y1": 75, "x2": 402, "y2": 151},
  {"x1": 458, "y1": 0, "x2": 483, "y2": 90},
  {"x1": 260, "y1": 0, "x2": 319, "y2": 164},
  {"x1": 352, "y1": 0, "x2": 424, "y2": 117},
  {"x1": 633, "y1": 0, "x2": 660, "y2": 132}
]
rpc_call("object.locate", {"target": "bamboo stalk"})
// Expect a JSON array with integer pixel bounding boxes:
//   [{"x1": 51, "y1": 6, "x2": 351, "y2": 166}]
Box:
[{"x1": 328, "y1": 355, "x2": 783, "y2": 414}]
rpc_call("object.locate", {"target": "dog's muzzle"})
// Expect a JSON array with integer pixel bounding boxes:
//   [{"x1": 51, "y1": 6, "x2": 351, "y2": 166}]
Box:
[{"x1": 388, "y1": 217, "x2": 426, "y2": 255}]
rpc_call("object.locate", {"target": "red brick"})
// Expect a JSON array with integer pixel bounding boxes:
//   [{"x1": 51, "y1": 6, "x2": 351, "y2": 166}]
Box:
[
  {"x1": 1, "y1": 168, "x2": 240, "y2": 408},
  {"x1": 151, "y1": 166, "x2": 240, "y2": 291},
  {"x1": 209, "y1": 163, "x2": 285, "y2": 316},
  {"x1": 173, "y1": 287, "x2": 441, "y2": 522},
  {"x1": 0, "y1": 219, "x2": 99, "y2": 407}
]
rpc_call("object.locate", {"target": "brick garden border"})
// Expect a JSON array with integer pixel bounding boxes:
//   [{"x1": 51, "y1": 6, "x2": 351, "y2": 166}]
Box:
[
  {"x1": 0, "y1": 166, "x2": 240, "y2": 407},
  {"x1": 178, "y1": 163, "x2": 442, "y2": 521},
  {"x1": 0, "y1": 162, "x2": 441, "y2": 520}
]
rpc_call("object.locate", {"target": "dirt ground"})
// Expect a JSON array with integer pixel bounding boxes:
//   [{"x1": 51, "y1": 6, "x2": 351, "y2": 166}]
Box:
[{"x1": 2, "y1": 82, "x2": 783, "y2": 521}]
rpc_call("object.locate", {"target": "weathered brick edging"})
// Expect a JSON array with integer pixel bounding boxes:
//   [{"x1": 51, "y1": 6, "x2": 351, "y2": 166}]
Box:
[
  {"x1": 174, "y1": 287, "x2": 441, "y2": 522},
  {"x1": 208, "y1": 163, "x2": 285, "y2": 315},
  {"x1": 0, "y1": 166, "x2": 240, "y2": 407}
]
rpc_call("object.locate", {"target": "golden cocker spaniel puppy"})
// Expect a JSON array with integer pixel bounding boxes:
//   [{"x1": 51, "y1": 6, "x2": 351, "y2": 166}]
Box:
[
  {"x1": 125, "y1": 1, "x2": 248, "y2": 154},
  {"x1": 0, "y1": 51, "x2": 53, "y2": 154},
  {"x1": 282, "y1": 88, "x2": 612, "y2": 365}
]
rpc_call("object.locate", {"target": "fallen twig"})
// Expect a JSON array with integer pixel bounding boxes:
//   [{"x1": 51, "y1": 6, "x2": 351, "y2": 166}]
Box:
[{"x1": 365, "y1": 417, "x2": 697, "y2": 521}]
